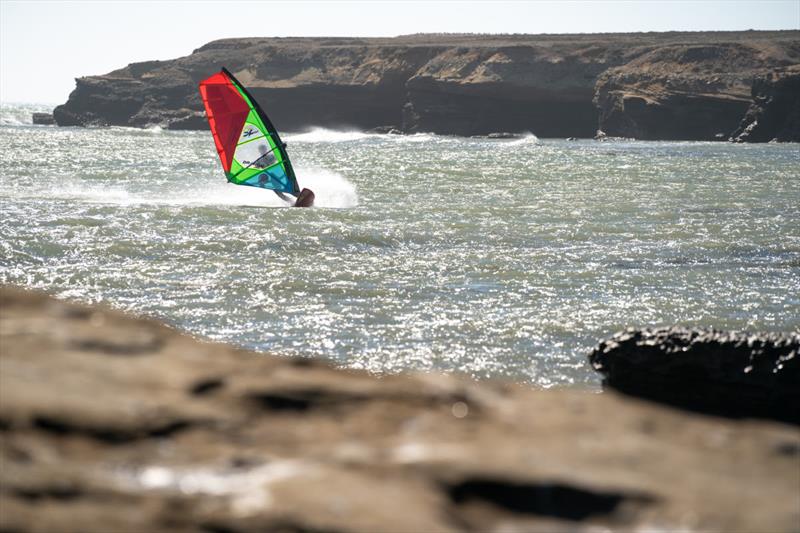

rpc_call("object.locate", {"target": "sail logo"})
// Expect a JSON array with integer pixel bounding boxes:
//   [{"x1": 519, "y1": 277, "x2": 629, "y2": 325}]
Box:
[{"x1": 238, "y1": 123, "x2": 265, "y2": 144}]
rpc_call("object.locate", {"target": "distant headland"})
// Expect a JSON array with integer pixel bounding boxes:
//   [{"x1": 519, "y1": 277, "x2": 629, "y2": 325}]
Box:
[{"x1": 52, "y1": 31, "x2": 800, "y2": 142}]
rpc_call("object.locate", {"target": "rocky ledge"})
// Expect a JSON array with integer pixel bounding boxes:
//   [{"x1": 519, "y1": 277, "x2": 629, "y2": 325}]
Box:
[
  {"x1": 1, "y1": 285, "x2": 799, "y2": 532},
  {"x1": 52, "y1": 32, "x2": 800, "y2": 141},
  {"x1": 730, "y1": 65, "x2": 800, "y2": 142},
  {"x1": 31, "y1": 113, "x2": 55, "y2": 126},
  {"x1": 590, "y1": 327, "x2": 799, "y2": 424}
]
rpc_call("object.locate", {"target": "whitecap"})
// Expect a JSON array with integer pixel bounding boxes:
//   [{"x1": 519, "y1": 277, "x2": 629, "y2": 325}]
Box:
[
  {"x1": 286, "y1": 127, "x2": 377, "y2": 143},
  {"x1": 498, "y1": 132, "x2": 540, "y2": 147}
]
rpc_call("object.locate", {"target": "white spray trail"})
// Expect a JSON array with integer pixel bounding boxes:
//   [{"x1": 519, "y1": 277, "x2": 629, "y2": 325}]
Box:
[
  {"x1": 295, "y1": 167, "x2": 359, "y2": 208},
  {"x1": 286, "y1": 127, "x2": 378, "y2": 143}
]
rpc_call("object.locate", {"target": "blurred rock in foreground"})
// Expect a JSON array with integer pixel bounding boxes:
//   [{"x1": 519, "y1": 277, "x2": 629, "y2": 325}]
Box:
[
  {"x1": 1, "y1": 286, "x2": 799, "y2": 532},
  {"x1": 590, "y1": 326, "x2": 799, "y2": 424}
]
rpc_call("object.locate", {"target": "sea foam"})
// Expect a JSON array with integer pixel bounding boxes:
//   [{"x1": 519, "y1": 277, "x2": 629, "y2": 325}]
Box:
[{"x1": 287, "y1": 128, "x2": 378, "y2": 143}]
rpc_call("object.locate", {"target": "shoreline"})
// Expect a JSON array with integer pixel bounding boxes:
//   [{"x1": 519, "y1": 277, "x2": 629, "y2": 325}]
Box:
[{"x1": 7, "y1": 114, "x2": 800, "y2": 144}]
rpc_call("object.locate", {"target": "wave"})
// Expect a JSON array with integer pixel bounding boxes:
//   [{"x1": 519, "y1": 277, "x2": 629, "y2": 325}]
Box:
[
  {"x1": 389, "y1": 132, "x2": 439, "y2": 143},
  {"x1": 0, "y1": 102, "x2": 55, "y2": 126},
  {"x1": 108, "y1": 125, "x2": 165, "y2": 135},
  {"x1": 295, "y1": 167, "x2": 359, "y2": 208},
  {"x1": 498, "y1": 132, "x2": 540, "y2": 147},
  {"x1": 2, "y1": 182, "x2": 135, "y2": 205},
  {"x1": 285, "y1": 127, "x2": 444, "y2": 145},
  {"x1": 286, "y1": 127, "x2": 378, "y2": 143}
]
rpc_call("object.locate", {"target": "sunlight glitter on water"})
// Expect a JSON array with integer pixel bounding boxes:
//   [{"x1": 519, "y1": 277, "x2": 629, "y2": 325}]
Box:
[{"x1": 1, "y1": 114, "x2": 798, "y2": 386}]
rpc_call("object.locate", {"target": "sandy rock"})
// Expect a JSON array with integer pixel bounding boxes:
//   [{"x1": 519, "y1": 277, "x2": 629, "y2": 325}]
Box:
[{"x1": 1, "y1": 286, "x2": 799, "y2": 532}]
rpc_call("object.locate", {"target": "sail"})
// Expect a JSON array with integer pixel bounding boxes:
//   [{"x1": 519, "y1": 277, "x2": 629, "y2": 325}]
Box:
[{"x1": 198, "y1": 68, "x2": 299, "y2": 195}]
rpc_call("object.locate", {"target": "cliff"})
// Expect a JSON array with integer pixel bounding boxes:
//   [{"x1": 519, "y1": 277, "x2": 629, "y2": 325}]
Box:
[
  {"x1": 730, "y1": 65, "x2": 800, "y2": 142},
  {"x1": 2, "y1": 285, "x2": 799, "y2": 532},
  {"x1": 52, "y1": 32, "x2": 800, "y2": 141}
]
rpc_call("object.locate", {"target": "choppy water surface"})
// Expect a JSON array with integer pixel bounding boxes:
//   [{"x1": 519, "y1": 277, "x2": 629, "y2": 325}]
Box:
[{"x1": 1, "y1": 106, "x2": 798, "y2": 386}]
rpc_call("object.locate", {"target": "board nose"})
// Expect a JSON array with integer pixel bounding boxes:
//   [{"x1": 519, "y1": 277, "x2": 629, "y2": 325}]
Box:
[{"x1": 293, "y1": 188, "x2": 315, "y2": 208}]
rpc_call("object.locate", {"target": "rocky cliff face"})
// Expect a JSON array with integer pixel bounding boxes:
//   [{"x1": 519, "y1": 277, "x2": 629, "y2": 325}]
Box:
[
  {"x1": 730, "y1": 66, "x2": 800, "y2": 142},
  {"x1": 2, "y1": 286, "x2": 800, "y2": 532},
  {"x1": 594, "y1": 41, "x2": 800, "y2": 140},
  {"x1": 53, "y1": 32, "x2": 800, "y2": 141}
]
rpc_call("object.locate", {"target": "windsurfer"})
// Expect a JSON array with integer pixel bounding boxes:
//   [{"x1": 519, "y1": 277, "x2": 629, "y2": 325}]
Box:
[
  {"x1": 199, "y1": 68, "x2": 314, "y2": 207},
  {"x1": 273, "y1": 188, "x2": 315, "y2": 207},
  {"x1": 254, "y1": 172, "x2": 314, "y2": 207}
]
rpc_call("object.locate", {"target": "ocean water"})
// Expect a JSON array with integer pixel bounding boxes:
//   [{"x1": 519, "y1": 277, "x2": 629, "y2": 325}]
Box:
[{"x1": 1, "y1": 105, "x2": 798, "y2": 387}]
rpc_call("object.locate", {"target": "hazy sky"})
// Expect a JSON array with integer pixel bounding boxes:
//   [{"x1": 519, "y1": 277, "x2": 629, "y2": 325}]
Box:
[{"x1": 2, "y1": 0, "x2": 798, "y2": 104}]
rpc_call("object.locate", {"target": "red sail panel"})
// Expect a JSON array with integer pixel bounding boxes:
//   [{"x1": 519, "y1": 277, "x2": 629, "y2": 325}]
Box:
[{"x1": 199, "y1": 71, "x2": 251, "y2": 172}]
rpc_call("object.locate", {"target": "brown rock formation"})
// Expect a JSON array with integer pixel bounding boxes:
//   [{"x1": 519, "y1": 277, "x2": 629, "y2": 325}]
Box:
[
  {"x1": 730, "y1": 66, "x2": 800, "y2": 142},
  {"x1": 52, "y1": 32, "x2": 800, "y2": 140},
  {"x1": 589, "y1": 327, "x2": 800, "y2": 424},
  {"x1": 2, "y1": 285, "x2": 799, "y2": 532},
  {"x1": 594, "y1": 40, "x2": 800, "y2": 140},
  {"x1": 31, "y1": 113, "x2": 55, "y2": 126}
]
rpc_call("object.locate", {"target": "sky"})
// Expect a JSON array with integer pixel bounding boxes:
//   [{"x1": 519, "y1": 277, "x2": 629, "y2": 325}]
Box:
[{"x1": 1, "y1": 0, "x2": 799, "y2": 104}]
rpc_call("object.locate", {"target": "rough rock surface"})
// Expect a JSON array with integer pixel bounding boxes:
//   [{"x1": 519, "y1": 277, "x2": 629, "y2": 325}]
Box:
[
  {"x1": 1, "y1": 286, "x2": 799, "y2": 532},
  {"x1": 589, "y1": 327, "x2": 800, "y2": 424},
  {"x1": 594, "y1": 40, "x2": 800, "y2": 140},
  {"x1": 52, "y1": 32, "x2": 800, "y2": 140},
  {"x1": 31, "y1": 113, "x2": 55, "y2": 126},
  {"x1": 730, "y1": 66, "x2": 800, "y2": 142}
]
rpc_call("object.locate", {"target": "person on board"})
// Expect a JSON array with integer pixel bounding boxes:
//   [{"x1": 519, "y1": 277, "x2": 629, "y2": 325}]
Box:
[
  {"x1": 256, "y1": 174, "x2": 314, "y2": 207},
  {"x1": 272, "y1": 186, "x2": 314, "y2": 207},
  {"x1": 253, "y1": 144, "x2": 314, "y2": 207}
]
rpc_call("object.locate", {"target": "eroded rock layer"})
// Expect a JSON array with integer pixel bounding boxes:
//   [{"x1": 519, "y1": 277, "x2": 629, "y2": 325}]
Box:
[
  {"x1": 52, "y1": 32, "x2": 800, "y2": 140},
  {"x1": 1, "y1": 286, "x2": 799, "y2": 532},
  {"x1": 730, "y1": 66, "x2": 800, "y2": 142}
]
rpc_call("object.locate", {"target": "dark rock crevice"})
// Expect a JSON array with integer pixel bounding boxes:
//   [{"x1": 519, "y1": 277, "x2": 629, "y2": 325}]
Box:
[
  {"x1": 32, "y1": 415, "x2": 194, "y2": 443},
  {"x1": 11, "y1": 487, "x2": 84, "y2": 502},
  {"x1": 594, "y1": 90, "x2": 751, "y2": 140},
  {"x1": 447, "y1": 478, "x2": 655, "y2": 521},
  {"x1": 403, "y1": 87, "x2": 598, "y2": 137},
  {"x1": 731, "y1": 67, "x2": 800, "y2": 142}
]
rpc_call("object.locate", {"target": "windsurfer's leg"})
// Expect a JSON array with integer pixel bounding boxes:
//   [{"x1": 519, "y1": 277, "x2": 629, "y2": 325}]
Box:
[{"x1": 273, "y1": 190, "x2": 294, "y2": 204}]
